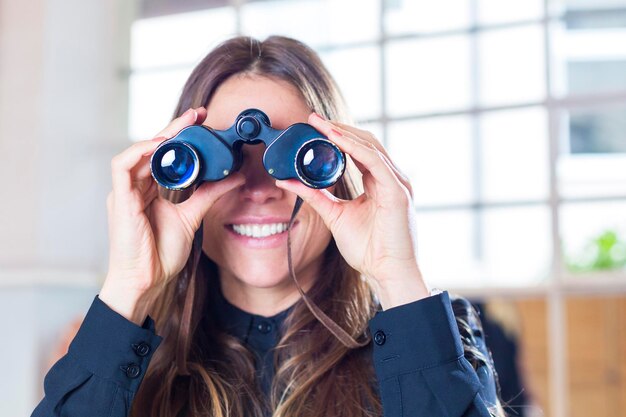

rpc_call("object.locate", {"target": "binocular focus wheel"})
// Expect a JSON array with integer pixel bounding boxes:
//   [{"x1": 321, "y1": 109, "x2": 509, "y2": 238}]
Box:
[
  {"x1": 236, "y1": 117, "x2": 261, "y2": 140},
  {"x1": 236, "y1": 109, "x2": 271, "y2": 140}
]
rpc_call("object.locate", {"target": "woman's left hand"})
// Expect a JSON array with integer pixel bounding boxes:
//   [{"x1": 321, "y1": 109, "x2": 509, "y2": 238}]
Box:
[{"x1": 275, "y1": 113, "x2": 431, "y2": 308}]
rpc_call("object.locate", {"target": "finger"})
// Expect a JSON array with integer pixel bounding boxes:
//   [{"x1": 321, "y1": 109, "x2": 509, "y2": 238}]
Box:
[
  {"x1": 332, "y1": 121, "x2": 390, "y2": 157},
  {"x1": 176, "y1": 173, "x2": 246, "y2": 232},
  {"x1": 346, "y1": 152, "x2": 370, "y2": 177},
  {"x1": 140, "y1": 179, "x2": 159, "y2": 207},
  {"x1": 132, "y1": 174, "x2": 156, "y2": 199},
  {"x1": 111, "y1": 140, "x2": 164, "y2": 194},
  {"x1": 379, "y1": 151, "x2": 413, "y2": 197},
  {"x1": 344, "y1": 139, "x2": 413, "y2": 198},
  {"x1": 195, "y1": 106, "x2": 208, "y2": 124},
  {"x1": 308, "y1": 113, "x2": 400, "y2": 190},
  {"x1": 154, "y1": 107, "x2": 199, "y2": 139},
  {"x1": 126, "y1": 144, "x2": 171, "y2": 202},
  {"x1": 275, "y1": 179, "x2": 346, "y2": 230},
  {"x1": 329, "y1": 121, "x2": 414, "y2": 198},
  {"x1": 130, "y1": 155, "x2": 153, "y2": 183}
]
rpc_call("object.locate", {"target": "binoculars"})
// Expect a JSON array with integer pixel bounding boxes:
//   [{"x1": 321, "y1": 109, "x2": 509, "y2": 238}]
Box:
[{"x1": 150, "y1": 108, "x2": 345, "y2": 190}]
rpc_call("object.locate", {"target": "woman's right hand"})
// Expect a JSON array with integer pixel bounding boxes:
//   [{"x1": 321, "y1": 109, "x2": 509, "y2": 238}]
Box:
[{"x1": 99, "y1": 107, "x2": 245, "y2": 324}]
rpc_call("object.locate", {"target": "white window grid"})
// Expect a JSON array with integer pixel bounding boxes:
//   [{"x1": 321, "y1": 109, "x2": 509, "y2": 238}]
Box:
[{"x1": 128, "y1": 1, "x2": 626, "y2": 416}]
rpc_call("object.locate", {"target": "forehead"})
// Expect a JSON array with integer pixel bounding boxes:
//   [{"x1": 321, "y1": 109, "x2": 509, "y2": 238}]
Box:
[{"x1": 204, "y1": 74, "x2": 312, "y2": 131}]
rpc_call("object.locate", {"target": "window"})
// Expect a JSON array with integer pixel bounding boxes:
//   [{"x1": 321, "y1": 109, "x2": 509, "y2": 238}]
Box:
[
  {"x1": 129, "y1": 7, "x2": 237, "y2": 139},
  {"x1": 129, "y1": 3, "x2": 626, "y2": 414},
  {"x1": 129, "y1": 0, "x2": 626, "y2": 282}
]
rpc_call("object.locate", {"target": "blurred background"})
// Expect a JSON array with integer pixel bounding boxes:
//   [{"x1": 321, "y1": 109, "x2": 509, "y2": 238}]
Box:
[{"x1": 1, "y1": 0, "x2": 625, "y2": 416}]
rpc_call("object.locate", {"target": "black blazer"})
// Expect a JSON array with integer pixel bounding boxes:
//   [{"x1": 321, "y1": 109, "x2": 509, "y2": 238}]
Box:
[{"x1": 31, "y1": 291, "x2": 498, "y2": 417}]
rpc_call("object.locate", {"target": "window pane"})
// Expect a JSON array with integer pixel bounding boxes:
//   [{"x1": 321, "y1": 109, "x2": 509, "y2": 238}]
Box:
[
  {"x1": 415, "y1": 209, "x2": 476, "y2": 288},
  {"x1": 558, "y1": 105, "x2": 626, "y2": 199},
  {"x1": 129, "y1": 68, "x2": 191, "y2": 140},
  {"x1": 387, "y1": 116, "x2": 473, "y2": 206},
  {"x1": 387, "y1": 37, "x2": 471, "y2": 116},
  {"x1": 561, "y1": 201, "x2": 626, "y2": 273},
  {"x1": 384, "y1": 0, "x2": 471, "y2": 34},
  {"x1": 131, "y1": 8, "x2": 237, "y2": 70},
  {"x1": 563, "y1": 8, "x2": 626, "y2": 30},
  {"x1": 479, "y1": 25, "x2": 546, "y2": 106},
  {"x1": 550, "y1": 21, "x2": 626, "y2": 97},
  {"x1": 559, "y1": 155, "x2": 626, "y2": 198},
  {"x1": 477, "y1": 0, "x2": 544, "y2": 25},
  {"x1": 241, "y1": 0, "x2": 380, "y2": 48},
  {"x1": 320, "y1": 47, "x2": 381, "y2": 121},
  {"x1": 569, "y1": 60, "x2": 626, "y2": 95},
  {"x1": 553, "y1": 0, "x2": 626, "y2": 16},
  {"x1": 481, "y1": 205, "x2": 552, "y2": 285},
  {"x1": 568, "y1": 105, "x2": 626, "y2": 153},
  {"x1": 417, "y1": 206, "x2": 552, "y2": 288},
  {"x1": 480, "y1": 108, "x2": 550, "y2": 202},
  {"x1": 138, "y1": 0, "x2": 232, "y2": 18}
]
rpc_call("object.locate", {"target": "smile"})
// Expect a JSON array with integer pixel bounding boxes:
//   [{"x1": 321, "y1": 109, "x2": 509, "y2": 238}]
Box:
[{"x1": 230, "y1": 222, "x2": 290, "y2": 238}]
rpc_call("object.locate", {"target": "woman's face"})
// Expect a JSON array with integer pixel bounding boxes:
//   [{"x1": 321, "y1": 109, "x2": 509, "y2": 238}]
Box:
[{"x1": 201, "y1": 73, "x2": 333, "y2": 302}]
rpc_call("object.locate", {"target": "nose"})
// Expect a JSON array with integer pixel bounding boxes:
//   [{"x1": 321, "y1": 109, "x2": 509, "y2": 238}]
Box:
[{"x1": 238, "y1": 144, "x2": 284, "y2": 204}]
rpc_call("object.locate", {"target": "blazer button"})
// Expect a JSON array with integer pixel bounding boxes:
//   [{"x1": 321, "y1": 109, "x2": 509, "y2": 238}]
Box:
[
  {"x1": 374, "y1": 330, "x2": 386, "y2": 346},
  {"x1": 120, "y1": 363, "x2": 142, "y2": 379},
  {"x1": 133, "y1": 342, "x2": 151, "y2": 357}
]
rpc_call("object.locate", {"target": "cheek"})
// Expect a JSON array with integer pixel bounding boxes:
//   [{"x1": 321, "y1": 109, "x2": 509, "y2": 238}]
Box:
[
  {"x1": 201, "y1": 203, "x2": 229, "y2": 259},
  {"x1": 201, "y1": 221, "x2": 220, "y2": 262},
  {"x1": 300, "y1": 211, "x2": 332, "y2": 254}
]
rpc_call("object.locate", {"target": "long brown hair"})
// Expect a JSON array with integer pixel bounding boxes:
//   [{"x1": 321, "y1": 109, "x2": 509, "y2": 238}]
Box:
[{"x1": 131, "y1": 35, "x2": 505, "y2": 417}]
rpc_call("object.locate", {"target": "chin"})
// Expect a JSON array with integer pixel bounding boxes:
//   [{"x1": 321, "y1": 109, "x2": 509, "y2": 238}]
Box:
[{"x1": 223, "y1": 258, "x2": 291, "y2": 289}]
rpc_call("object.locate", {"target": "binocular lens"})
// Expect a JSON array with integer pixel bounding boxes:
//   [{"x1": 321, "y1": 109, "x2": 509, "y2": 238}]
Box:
[
  {"x1": 297, "y1": 140, "x2": 344, "y2": 187},
  {"x1": 151, "y1": 142, "x2": 200, "y2": 190}
]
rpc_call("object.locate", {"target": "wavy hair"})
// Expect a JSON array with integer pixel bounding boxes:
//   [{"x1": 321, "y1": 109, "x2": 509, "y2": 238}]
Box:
[{"x1": 130, "y1": 35, "x2": 505, "y2": 417}]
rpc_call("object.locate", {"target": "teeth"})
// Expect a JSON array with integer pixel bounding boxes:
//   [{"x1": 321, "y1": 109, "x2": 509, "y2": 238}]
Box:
[{"x1": 231, "y1": 223, "x2": 290, "y2": 238}]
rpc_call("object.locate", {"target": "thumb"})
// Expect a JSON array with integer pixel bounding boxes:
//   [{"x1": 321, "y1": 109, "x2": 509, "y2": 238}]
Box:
[
  {"x1": 176, "y1": 173, "x2": 245, "y2": 230},
  {"x1": 275, "y1": 179, "x2": 344, "y2": 229}
]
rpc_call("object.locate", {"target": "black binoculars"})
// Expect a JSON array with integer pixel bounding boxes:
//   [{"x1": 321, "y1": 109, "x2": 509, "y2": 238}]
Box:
[{"x1": 150, "y1": 108, "x2": 345, "y2": 190}]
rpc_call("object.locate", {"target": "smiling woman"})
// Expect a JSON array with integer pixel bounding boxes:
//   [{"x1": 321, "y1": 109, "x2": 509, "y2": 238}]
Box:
[
  {"x1": 199, "y1": 75, "x2": 335, "y2": 306},
  {"x1": 31, "y1": 35, "x2": 505, "y2": 417}
]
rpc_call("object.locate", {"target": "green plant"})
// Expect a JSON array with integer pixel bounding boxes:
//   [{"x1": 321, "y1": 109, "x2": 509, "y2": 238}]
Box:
[{"x1": 565, "y1": 229, "x2": 626, "y2": 272}]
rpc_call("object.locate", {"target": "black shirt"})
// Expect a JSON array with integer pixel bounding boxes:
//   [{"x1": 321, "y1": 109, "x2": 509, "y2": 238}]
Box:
[
  {"x1": 32, "y1": 286, "x2": 499, "y2": 416},
  {"x1": 211, "y1": 282, "x2": 294, "y2": 398}
]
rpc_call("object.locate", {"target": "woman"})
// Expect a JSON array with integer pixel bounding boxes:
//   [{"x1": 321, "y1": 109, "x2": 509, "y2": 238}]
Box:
[{"x1": 32, "y1": 35, "x2": 505, "y2": 417}]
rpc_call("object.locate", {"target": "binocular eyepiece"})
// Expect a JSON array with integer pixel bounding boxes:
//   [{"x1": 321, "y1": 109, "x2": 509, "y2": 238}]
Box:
[{"x1": 150, "y1": 109, "x2": 345, "y2": 190}]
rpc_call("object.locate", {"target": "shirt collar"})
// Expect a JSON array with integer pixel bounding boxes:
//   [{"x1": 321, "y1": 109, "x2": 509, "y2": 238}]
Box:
[{"x1": 210, "y1": 270, "x2": 296, "y2": 353}]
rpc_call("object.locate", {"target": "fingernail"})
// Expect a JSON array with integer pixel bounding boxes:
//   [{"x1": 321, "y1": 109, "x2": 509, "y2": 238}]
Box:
[{"x1": 183, "y1": 108, "x2": 198, "y2": 121}]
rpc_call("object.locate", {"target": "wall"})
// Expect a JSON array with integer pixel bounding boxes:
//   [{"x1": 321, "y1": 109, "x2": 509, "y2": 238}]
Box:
[
  {"x1": 515, "y1": 296, "x2": 626, "y2": 417},
  {"x1": 0, "y1": 0, "x2": 136, "y2": 415}
]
